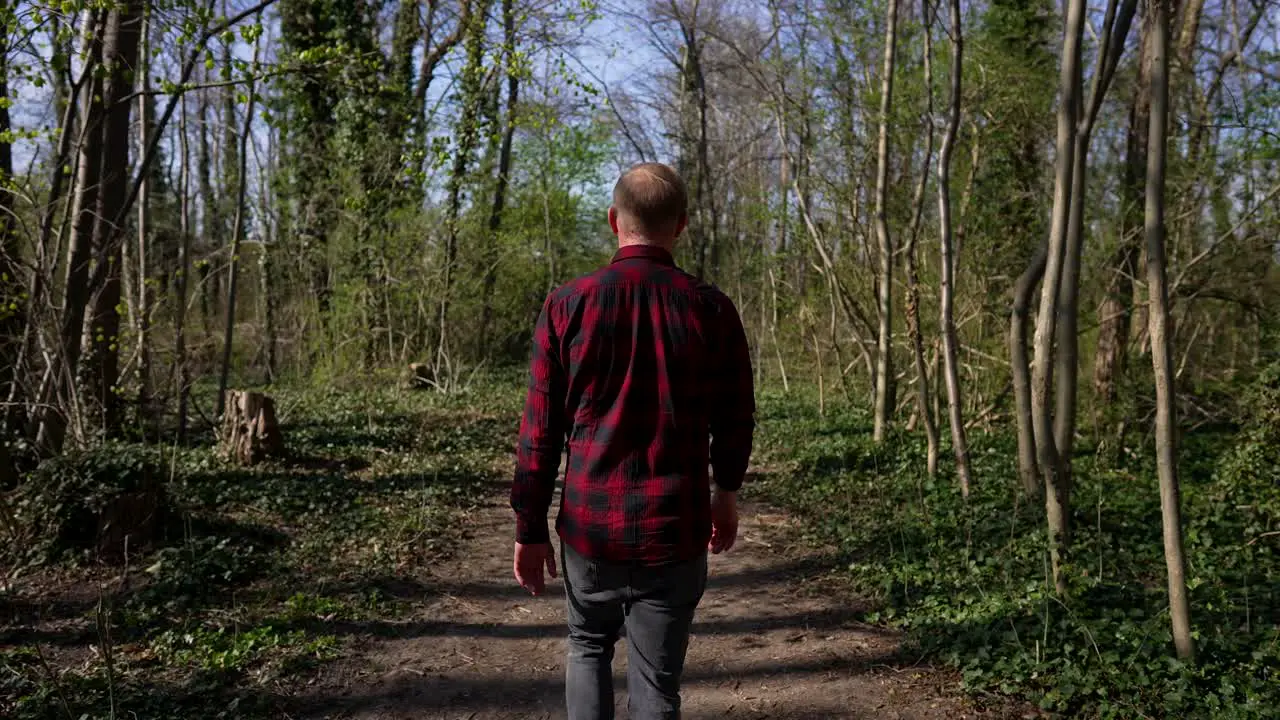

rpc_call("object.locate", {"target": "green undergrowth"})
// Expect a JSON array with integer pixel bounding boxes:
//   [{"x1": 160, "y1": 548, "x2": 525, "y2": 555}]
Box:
[
  {"x1": 754, "y1": 376, "x2": 1280, "y2": 718},
  {"x1": 2, "y1": 378, "x2": 524, "y2": 719}
]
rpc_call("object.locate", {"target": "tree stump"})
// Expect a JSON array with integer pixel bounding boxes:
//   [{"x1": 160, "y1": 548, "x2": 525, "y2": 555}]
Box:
[
  {"x1": 408, "y1": 362, "x2": 434, "y2": 389},
  {"x1": 96, "y1": 485, "x2": 168, "y2": 562},
  {"x1": 220, "y1": 391, "x2": 285, "y2": 465}
]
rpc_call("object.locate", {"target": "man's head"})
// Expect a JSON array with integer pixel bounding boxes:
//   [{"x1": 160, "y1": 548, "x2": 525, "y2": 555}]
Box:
[{"x1": 608, "y1": 162, "x2": 689, "y2": 249}]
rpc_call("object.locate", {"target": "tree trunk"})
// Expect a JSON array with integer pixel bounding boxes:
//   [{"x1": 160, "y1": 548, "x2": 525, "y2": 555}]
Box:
[
  {"x1": 11, "y1": 31, "x2": 86, "y2": 434},
  {"x1": 216, "y1": 37, "x2": 261, "y2": 419},
  {"x1": 905, "y1": 0, "x2": 939, "y2": 478},
  {"x1": 220, "y1": 391, "x2": 284, "y2": 465},
  {"x1": 260, "y1": 231, "x2": 278, "y2": 381},
  {"x1": 220, "y1": 2, "x2": 243, "y2": 291},
  {"x1": 81, "y1": 2, "x2": 143, "y2": 438},
  {"x1": 409, "y1": 0, "x2": 471, "y2": 191},
  {"x1": 1094, "y1": 19, "x2": 1151, "y2": 422},
  {"x1": 938, "y1": 0, "x2": 972, "y2": 497},
  {"x1": 0, "y1": 10, "x2": 21, "y2": 424},
  {"x1": 1010, "y1": 242, "x2": 1046, "y2": 497},
  {"x1": 1143, "y1": 0, "x2": 1194, "y2": 661},
  {"x1": 479, "y1": 0, "x2": 519, "y2": 356},
  {"x1": 1033, "y1": 0, "x2": 1086, "y2": 595},
  {"x1": 681, "y1": 3, "x2": 718, "y2": 282},
  {"x1": 435, "y1": 0, "x2": 493, "y2": 377},
  {"x1": 175, "y1": 94, "x2": 193, "y2": 444},
  {"x1": 197, "y1": 85, "x2": 217, "y2": 334},
  {"x1": 36, "y1": 10, "x2": 109, "y2": 453},
  {"x1": 135, "y1": 5, "x2": 154, "y2": 427},
  {"x1": 1056, "y1": 0, "x2": 1137, "y2": 463},
  {"x1": 872, "y1": 0, "x2": 901, "y2": 444}
]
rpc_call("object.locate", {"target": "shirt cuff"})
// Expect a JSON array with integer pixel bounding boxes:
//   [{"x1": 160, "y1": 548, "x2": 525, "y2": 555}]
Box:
[{"x1": 516, "y1": 515, "x2": 551, "y2": 545}]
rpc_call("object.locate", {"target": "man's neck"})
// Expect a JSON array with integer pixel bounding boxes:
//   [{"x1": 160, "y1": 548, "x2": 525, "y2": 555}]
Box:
[{"x1": 618, "y1": 236, "x2": 675, "y2": 251}]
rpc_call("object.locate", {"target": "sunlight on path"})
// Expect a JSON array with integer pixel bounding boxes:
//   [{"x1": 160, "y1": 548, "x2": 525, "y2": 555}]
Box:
[{"x1": 293, "y1": 483, "x2": 1000, "y2": 720}]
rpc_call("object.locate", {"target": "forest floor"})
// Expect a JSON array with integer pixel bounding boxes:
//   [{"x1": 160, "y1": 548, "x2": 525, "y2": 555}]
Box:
[
  {"x1": 289, "y1": 475, "x2": 1014, "y2": 720},
  {"x1": 8, "y1": 378, "x2": 1277, "y2": 718},
  {"x1": 1, "y1": 382, "x2": 1032, "y2": 719}
]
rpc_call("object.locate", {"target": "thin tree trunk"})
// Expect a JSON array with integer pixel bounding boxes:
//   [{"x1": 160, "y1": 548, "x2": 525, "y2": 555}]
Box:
[
  {"x1": 769, "y1": 268, "x2": 789, "y2": 393},
  {"x1": 11, "y1": 34, "x2": 87, "y2": 433},
  {"x1": 1144, "y1": 0, "x2": 1193, "y2": 661},
  {"x1": 435, "y1": 0, "x2": 493, "y2": 377},
  {"x1": 198, "y1": 85, "x2": 216, "y2": 333},
  {"x1": 1010, "y1": 242, "x2": 1046, "y2": 497},
  {"x1": 220, "y1": 1, "x2": 241, "y2": 306},
  {"x1": 872, "y1": 0, "x2": 901, "y2": 443},
  {"x1": 686, "y1": 2, "x2": 717, "y2": 281},
  {"x1": 1033, "y1": 0, "x2": 1086, "y2": 595},
  {"x1": 1055, "y1": 0, "x2": 1137, "y2": 465},
  {"x1": 216, "y1": 35, "x2": 261, "y2": 418},
  {"x1": 175, "y1": 93, "x2": 193, "y2": 443},
  {"x1": 36, "y1": 10, "x2": 108, "y2": 453},
  {"x1": 81, "y1": 2, "x2": 143, "y2": 438},
  {"x1": 135, "y1": 4, "x2": 153, "y2": 425},
  {"x1": 259, "y1": 140, "x2": 279, "y2": 381},
  {"x1": 479, "y1": 0, "x2": 519, "y2": 356},
  {"x1": 1095, "y1": 15, "x2": 1151, "y2": 423},
  {"x1": 938, "y1": 0, "x2": 971, "y2": 497},
  {"x1": 905, "y1": 0, "x2": 939, "y2": 478},
  {"x1": 0, "y1": 10, "x2": 21, "y2": 424},
  {"x1": 410, "y1": 0, "x2": 471, "y2": 172}
]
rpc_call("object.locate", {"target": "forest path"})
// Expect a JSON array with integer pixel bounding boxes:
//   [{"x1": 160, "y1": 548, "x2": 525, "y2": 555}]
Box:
[{"x1": 293, "y1": 478, "x2": 1008, "y2": 719}]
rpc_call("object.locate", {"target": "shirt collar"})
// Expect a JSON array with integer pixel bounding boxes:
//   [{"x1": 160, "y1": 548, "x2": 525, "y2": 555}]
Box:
[{"x1": 611, "y1": 244, "x2": 676, "y2": 266}]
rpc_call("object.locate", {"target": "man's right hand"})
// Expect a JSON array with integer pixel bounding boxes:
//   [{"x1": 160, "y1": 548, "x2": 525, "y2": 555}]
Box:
[
  {"x1": 514, "y1": 541, "x2": 558, "y2": 596},
  {"x1": 709, "y1": 490, "x2": 738, "y2": 554}
]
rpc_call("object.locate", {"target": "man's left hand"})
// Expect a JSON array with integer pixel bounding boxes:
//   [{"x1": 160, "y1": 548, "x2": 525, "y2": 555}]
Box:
[{"x1": 514, "y1": 542, "x2": 558, "y2": 596}]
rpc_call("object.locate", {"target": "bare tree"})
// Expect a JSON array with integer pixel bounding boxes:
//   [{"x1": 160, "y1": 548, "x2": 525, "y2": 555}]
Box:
[
  {"x1": 871, "y1": 0, "x2": 900, "y2": 444},
  {"x1": 175, "y1": 93, "x2": 194, "y2": 443},
  {"x1": 936, "y1": 0, "x2": 971, "y2": 496},
  {"x1": 1028, "y1": 0, "x2": 1135, "y2": 592},
  {"x1": 135, "y1": 4, "x2": 154, "y2": 422},
  {"x1": 217, "y1": 28, "x2": 263, "y2": 418},
  {"x1": 906, "y1": 0, "x2": 939, "y2": 477},
  {"x1": 1010, "y1": 243, "x2": 1046, "y2": 496},
  {"x1": 1053, "y1": 0, "x2": 1136, "y2": 468},
  {"x1": 479, "y1": 0, "x2": 520, "y2": 356},
  {"x1": 1030, "y1": 0, "x2": 1086, "y2": 594},
  {"x1": 435, "y1": 0, "x2": 494, "y2": 379},
  {"x1": 37, "y1": 9, "x2": 116, "y2": 452},
  {"x1": 1143, "y1": 0, "x2": 1193, "y2": 661}
]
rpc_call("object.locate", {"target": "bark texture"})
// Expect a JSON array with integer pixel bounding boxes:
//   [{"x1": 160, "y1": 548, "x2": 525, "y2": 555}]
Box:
[
  {"x1": 872, "y1": 0, "x2": 901, "y2": 444},
  {"x1": 938, "y1": 0, "x2": 972, "y2": 497},
  {"x1": 1143, "y1": 0, "x2": 1194, "y2": 661},
  {"x1": 220, "y1": 391, "x2": 285, "y2": 466}
]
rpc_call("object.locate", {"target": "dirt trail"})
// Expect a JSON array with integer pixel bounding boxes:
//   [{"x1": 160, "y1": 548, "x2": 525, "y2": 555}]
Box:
[{"x1": 294, "y1": 482, "x2": 1009, "y2": 719}]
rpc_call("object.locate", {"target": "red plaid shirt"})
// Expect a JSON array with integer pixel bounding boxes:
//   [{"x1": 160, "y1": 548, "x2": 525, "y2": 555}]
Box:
[{"x1": 511, "y1": 245, "x2": 755, "y2": 564}]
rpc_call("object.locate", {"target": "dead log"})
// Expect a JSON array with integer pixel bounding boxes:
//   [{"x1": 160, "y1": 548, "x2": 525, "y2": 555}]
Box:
[{"x1": 220, "y1": 390, "x2": 284, "y2": 465}]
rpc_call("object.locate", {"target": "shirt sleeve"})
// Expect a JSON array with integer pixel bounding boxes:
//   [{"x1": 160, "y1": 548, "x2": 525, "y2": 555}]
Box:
[
  {"x1": 709, "y1": 292, "x2": 755, "y2": 492},
  {"x1": 511, "y1": 294, "x2": 567, "y2": 544}
]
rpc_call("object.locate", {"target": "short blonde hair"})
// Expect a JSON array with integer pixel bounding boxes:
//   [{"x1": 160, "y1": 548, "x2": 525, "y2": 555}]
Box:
[{"x1": 612, "y1": 162, "x2": 688, "y2": 233}]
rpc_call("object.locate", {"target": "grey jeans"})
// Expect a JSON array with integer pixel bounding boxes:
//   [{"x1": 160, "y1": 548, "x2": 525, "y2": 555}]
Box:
[{"x1": 561, "y1": 543, "x2": 709, "y2": 720}]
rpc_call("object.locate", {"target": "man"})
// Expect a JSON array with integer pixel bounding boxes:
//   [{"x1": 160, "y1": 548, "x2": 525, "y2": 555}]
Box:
[{"x1": 510, "y1": 162, "x2": 756, "y2": 720}]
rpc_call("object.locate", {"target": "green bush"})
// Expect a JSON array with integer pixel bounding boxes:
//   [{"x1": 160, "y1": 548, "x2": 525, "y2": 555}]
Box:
[
  {"x1": 9, "y1": 443, "x2": 171, "y2": 565},
  {"x1": 754, "y1": 380, "x2": 1280, "y2": 718}
]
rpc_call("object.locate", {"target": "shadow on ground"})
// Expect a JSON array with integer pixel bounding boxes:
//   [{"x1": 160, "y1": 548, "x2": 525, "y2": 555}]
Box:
[{"x1": 285, "y1": 650, "x2": 905, "y2": 718}]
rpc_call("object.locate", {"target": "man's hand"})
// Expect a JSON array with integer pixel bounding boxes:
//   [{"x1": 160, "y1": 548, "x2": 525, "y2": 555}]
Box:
[
  {"x1": 513, "y1": 542, "x2": 558, "y2": 596},
  {"x1": 709, "y1": 490, "x2": 739, "y2": 554}
]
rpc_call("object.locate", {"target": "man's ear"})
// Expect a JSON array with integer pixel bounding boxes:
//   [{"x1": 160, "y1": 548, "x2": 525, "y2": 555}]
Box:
[{"x1": 608, "y1": 206, "x2": 620, "y2": 236}]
